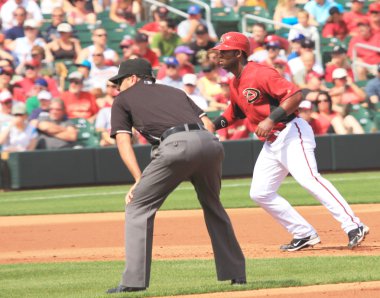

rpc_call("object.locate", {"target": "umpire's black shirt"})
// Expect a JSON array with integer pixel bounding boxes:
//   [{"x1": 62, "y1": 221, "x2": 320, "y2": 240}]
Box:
[{"x1": 111, "y1": 80, "x2": 206, "y2": 145}]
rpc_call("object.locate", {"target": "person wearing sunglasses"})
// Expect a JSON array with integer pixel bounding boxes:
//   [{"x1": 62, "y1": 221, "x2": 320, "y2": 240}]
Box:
[{"x1": 156, "y1": 56, "x2": 183, "y2": 90}]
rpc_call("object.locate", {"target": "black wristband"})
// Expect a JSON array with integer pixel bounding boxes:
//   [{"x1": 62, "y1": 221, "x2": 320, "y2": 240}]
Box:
[
  {"x1": 213, "y1": 116, "x2": 228, "y2": 130},
  {"x1": 268, "y1": 106, "x2": 287, "y2": 123}
]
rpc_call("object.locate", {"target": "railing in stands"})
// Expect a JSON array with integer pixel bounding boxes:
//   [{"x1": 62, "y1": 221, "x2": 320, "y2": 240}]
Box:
[
  {"x1": 352, "y1": 43, "x2": 380, "y2": 81},
  {"x1": 241, "y1": 14, "x2": 322, "y2": 67}
]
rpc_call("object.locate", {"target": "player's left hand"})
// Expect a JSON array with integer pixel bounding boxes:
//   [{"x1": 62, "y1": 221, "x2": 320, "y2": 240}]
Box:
[
  {"x1": 125, "y1": 181, "x2": 139, "y2": 205},
  {"x1": 255, "y1": 118, "x2": 275, "y2": 138}
]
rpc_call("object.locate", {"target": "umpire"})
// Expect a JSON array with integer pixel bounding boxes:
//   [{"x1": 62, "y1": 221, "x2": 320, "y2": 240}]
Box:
[{"x1": 106, "y1": 58, "x2": 246, "y2": 293}]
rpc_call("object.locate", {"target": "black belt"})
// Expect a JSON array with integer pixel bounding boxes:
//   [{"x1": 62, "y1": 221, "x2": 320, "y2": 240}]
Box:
[{"x1": 161, "y1": 123, "x2": 205, "y2": 142}]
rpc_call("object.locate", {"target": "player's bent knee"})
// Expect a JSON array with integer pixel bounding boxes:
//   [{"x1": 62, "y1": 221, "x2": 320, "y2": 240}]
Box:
[{"x1": 250, "y1": 188, "x2": 269, "y2": 203}]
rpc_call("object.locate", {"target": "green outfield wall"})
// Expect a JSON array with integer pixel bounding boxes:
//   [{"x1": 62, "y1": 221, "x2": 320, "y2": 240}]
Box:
[{"x1": 1, "y1": 133, "x2": 379, "y2": 190}]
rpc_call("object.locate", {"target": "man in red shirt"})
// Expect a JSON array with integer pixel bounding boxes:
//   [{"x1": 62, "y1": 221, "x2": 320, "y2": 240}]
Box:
[
  {"x1": 211, "y1": 31, "x2": 369, "y2": 251},
  {"x1": 369, "y1": 2, "x2": 380, "y2": 35},
  {"x1": 348, "y1": 19, "x2": 380, "y2": 80},
  {"x1": 342, "y1": 0, "x2": 368, "y2": 36},
  {"x1": 61, "y1": 71, "x2": 98, "y2": 122},
  {"x1": 133, "y1": 33, "x2": 159, "y2": 69}
]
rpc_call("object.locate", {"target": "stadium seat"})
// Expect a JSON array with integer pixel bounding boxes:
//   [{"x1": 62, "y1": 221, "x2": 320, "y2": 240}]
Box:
[
  {"x1": 71, "y1": 118, "x2": 101, "y2": 148},
  {"x1": 211, "y1": 7, "x2": 239, "y2": 36},
  {"x1": 348, "y1": 104, "x2": 376, "y2": 133}
]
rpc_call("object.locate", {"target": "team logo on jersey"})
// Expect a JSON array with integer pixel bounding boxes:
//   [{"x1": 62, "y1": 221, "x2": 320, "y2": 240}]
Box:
[{"x1": 243, "y1": 88, "x2": 260, "y2": 103}]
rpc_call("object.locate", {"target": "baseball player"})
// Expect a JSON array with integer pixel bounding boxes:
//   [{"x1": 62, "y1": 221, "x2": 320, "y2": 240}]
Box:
[
  {"x1": 211, "y1": 32, "x2": 369, "y2": 251},
  {"x1": 106, "y1": 58, "x2": 246, "y2": 293}
]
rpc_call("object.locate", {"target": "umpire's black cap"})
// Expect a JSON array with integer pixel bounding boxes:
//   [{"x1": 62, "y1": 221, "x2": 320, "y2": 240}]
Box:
[{"x1": 109, "y1": 58, "x2": 155, "y2": 84}]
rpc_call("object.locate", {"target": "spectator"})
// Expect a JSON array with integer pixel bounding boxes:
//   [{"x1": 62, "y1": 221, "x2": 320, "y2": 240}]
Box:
[
  {"x1": 290, "y1": 50, "x2": 323, "y2": 87},
  {"x1": 28, "y1": 90, "x2": 52, "y2": 120},
  {"x1": 45, "y1": 23, "x2": 81, "y2": 63},
  {"x1": 67, "y1": 0, "x2": 97, "y2": 25},
  {"x1": 151, "y1": 19, "x2": 182, "y2": 58},
  {"x1": 33, "y1": 98, "x2": 78, "y2": 149},
  {"x1": 211, "y1": 0, "x2": 245, "y2": 12},
  {"x1": 298, "y1": 100, "x2": 324, "y2": 135},
  {"x1": 288, "y1": 10, "x2": 319, "y2": 44},
  {"x1": 4, "y1": 6, "x2": 27, "y2": 45},
  {"x1": 261, "y1": 40, "x2": 289, "y2": 69},
  {"x1": 347, "y1": 20, "x2": 380, "y2": 80},
  {"x1": 189, "y1": 24, "x2": 216, "y2": 65},
  {"x1": 177, "y1": 5, "x2": 218, "y2": 43},
  {"x1": 25, "y1": 78, "x2": 50, "y2": 115},
  {"x1": 0, "y1": 90, "x2": 14, "y2": 127},
  {"x1": 304, "y1": 0, "x2": 340, "y2": 26},
  {"x1": 139, "y1": 6, "x2": 169, "y2": 37},
  {"x1": 118, "y1": 36, "x2": 135, "y2": 61},
  {"x1": 315, "y1": 90, "x2": 364, "y2": 134},
  {"x1": 13, "y1": 60, "x2": 60, "y2": 102},
  {"x1": 301, "y1": 71, "x2": 328, "y2": 102},
  {"x1": 133, "y1": 33, "x2": 159, "y2": 69},
  {"x1": 287, "y1": 33, "x2": 305, "y2": 60},
  {"x1": 273, "y1": 59, "x2": 293, "y2": 82},
  {"x1": 213, "y1": 76, "x2": 230, "y2": 109},
  {"x1": 365, "y1": 63, "x2": 380, "y2": 106},
  {"x1": 273, "y1": 0, "x2": 300, "y2": 29},
  {"x1": 156, "y1": 57, "x2": 183, "y2": 89},
  {"x1": 369, "y1": 2, "x2": 380, "y2": 35},
  {"x1": 75, "y1": 59, "x2": 92, "y2": 91},
  {"x1": 248, "y1": 23, "x2": 267, "y2": 55},
  {"x1": 324, "y1": 45, "x2": 353, "y2": 83},
  {"x1": 62, "y1": 71, "x2": 98, "y2": 121},
  {"x1": 249, "y1": 35, "x2": 288, "y2": 63},
  {"x1": 42, "y1": 7, "x2": 67, "y2": 43},
  {"x1": 95, "y1": 92, "x2": 116, "y2": 147},
  {"x1": 197, "y1": 62, "x2": 223, "y2": 108},
  {"x1": 40, "y1": 0, "x2": 72, "y2": 15},
  {"x1": 204, "y1": 49, "x2": 228, "y2": 77},
  {"x1": 8, "y1": 19, "x2": 46, "y2": 66},
  {"x1": 109, "y1": 0, "x2": 142, "y2": 23},
  {"x1": 329, "y1": 68, "x2": 366, "y2": 106},
  {"x1": 0, "y1": 34, "x2": 14, "y2": 63},
  {"x1": 181, "y1": 73, "x2": 208, "y2": 110},
  {"x1": 0, "y1": 64, "x2": 14, "y2": 94},
  {"x1": 88, "y1": 50, "x2": 118, "y2": 93},
  {"x1": 218, "y1": 118, "x2": 253, "y2": 141},
  {"x1": 0, "y1": 0, "x2": 43, "y2": 31},
  {"x1": 157, "y1": 45, "x2": 194, "y2": 80},
  {"x1": 342, "y1": 0, "x2": 368, "y2": 36},
  {"x1": 95, "y1": 80, "x2": 118, "y2": 109},
  {"x1": 77, "y1": 27, "x2": 119, "y2": 66},
  {"x1": 0, "y1": 102, "x2": 38, "y2": 152},
  {"x1": 322, "y1": 6, "x2": 348, "y2": 41}
]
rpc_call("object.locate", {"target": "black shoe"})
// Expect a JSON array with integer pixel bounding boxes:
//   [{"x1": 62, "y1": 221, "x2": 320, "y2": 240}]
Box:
[
  {"x1": 348, "y1": 225, "x2": 369, "y2": 249},
  {"x1": 280, "y1": 234, "x2": 321, "y2": 252},
  {"x1": 106, "y1": 285, "x2": 146, "y2": 294},
  {"x1": 231, "y1": 278, "x2": 247, "y2": 285}
]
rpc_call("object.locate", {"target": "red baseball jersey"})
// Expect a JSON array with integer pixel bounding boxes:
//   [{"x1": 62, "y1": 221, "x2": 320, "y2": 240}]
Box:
[{"x1": 221, "y1": 62, "x2": 300, "y2": 141}]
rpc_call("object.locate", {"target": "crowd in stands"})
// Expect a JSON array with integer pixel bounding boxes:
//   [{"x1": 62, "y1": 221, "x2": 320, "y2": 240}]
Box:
[{"x1": 0, "y1": 0, "x2": 379, "y2": 153}]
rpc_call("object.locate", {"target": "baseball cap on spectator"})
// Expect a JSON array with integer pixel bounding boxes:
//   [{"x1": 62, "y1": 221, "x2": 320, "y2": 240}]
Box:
[
  {"x1": 174, "y1": 45, "x2": 194, "y2": 55},
  {"x1": 24, "y1": 19, "x2": 38, "y2": 29},
  {"x1": 264, "y1": 35, "x2": 280, "y2": 44},
  {"x1": 156, "y1": 6, "x2": 169, "y2": 18},
  {"x1": 299, "y1": 100, "x2": 312, "y2": 110},
  {"x1": 331, "y1": 45, "x2": 347, "y2": 55},
  {"x1": 37, "y1": 90, "x2": 52, "y2": 100},
  {"x1": 35, "y1": 78, "x2": 48, "y2": 88},
  {"x1": 164, "y1": 56, "x2": 179, "y2": 66},
  {"x1": 182, "y1": 73, "x2": 197, "y2": 86},
  {"x1": 329, "y1": 6, "x2": 340, "y2": 15},
  {"x1": 290, "y1": 33, "x2": 305, "y2": 42},
  {"x1": 0, "y1": 90, "x2": 12, "y2": 103},
  {"x1": 369, "y1": 2, "x2": 380, "y2": 13},
  {"x1": 135, "y1": 33, "x2": 149, "y2": 43},
  {"x1": 76, "y1": 60, "x2": 92, "y2": 70},
  {"x1": 11, "y1": 102, "x2": 26, "y2": 115},
  {"x1": 195, "y1": 24, "x2": 208, "y2": 35},
  {"x1": 332, "y1": 68, "x2": 348, "y2": 79},
  {"x1": 301, "y1": 39, "x2": 315, "y2": 49},
  {"x1": 187, "y1": 5, "x2": 201, "y2": 15},
  {"x1": 120, "y1": 37, "x2": 134, "y2": 48},
  {"x1": 68, "y1": 71, "x2": 84, "y2": 81},
  {"x1": 265, "y1": 41, "x2": 281, "y2": 49},
  {"x1": 57, "y1": 23, "x2": 73, "y2": 33}
]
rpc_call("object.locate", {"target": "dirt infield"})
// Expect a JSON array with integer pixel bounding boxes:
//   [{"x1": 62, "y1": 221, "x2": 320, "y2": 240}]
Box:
[{"x1": 1, "y1": 204, "x2": 379, "y2": 296}]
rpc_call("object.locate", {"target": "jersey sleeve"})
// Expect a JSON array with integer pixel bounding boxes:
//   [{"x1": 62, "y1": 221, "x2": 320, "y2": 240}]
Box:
[
  {"x1": 110, "y1": 96, "x2": 133, "y2": 139},
  {"x1": 259, "y1": 67, "x2": 300, "y2": 104}
]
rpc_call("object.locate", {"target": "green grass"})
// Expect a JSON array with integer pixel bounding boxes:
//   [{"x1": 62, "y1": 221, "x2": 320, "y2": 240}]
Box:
[
  {"x1": 1, "y1": 171, "x2": 380, "y2": 216},
  {"x1": 1, "y1": 256, "x2": 379, "y2": 297}
]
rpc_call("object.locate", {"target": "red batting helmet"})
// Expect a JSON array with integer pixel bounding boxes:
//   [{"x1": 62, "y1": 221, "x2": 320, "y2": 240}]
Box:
[{"x1": 212, "y1": 32, "x2": 251, "y2": 56}]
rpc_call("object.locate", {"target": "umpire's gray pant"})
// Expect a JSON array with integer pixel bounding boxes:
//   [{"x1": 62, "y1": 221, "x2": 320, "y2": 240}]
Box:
[{"x1": 120, "y1": 130, "x2": 246, "y2": 288}]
